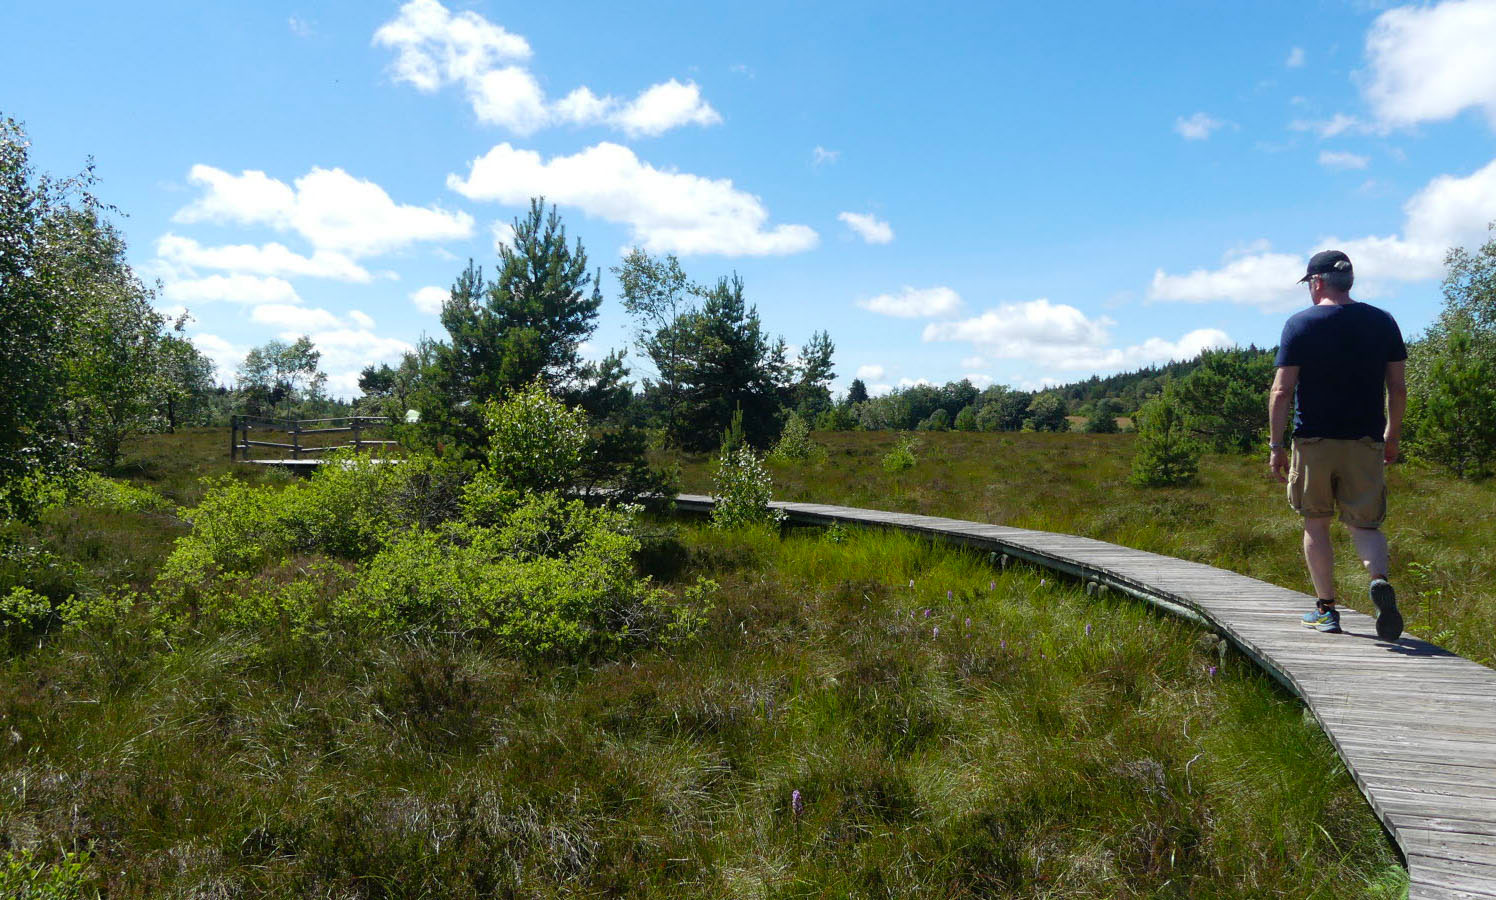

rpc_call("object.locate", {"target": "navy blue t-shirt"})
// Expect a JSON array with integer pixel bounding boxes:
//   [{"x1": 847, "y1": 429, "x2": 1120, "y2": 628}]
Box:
[{"x1": 1274, "y1": 302, "x2": 1406, "y2": 439}]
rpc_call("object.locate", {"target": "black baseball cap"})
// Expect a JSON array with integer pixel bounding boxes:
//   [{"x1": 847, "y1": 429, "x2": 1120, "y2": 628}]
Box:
[{"x1": 1297, "y1": 249, "x2": 1353, "y2": 284}]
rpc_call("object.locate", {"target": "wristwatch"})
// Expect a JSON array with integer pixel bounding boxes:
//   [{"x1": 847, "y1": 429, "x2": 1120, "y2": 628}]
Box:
[{"x1": 1269, "y1": 442, "x2": 1287, "y2": 451}]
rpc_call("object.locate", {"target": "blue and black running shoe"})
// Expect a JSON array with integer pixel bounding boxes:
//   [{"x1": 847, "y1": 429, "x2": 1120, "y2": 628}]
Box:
[
  {"x1": 1370, "y1": 579, "x2": 1402, "y2": 642},
  {"x1": 1302, "y1": 600, "x2": 1342, "y2": 634}
]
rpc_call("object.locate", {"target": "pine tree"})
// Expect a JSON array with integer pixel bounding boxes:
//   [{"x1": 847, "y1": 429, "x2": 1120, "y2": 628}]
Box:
[
  {"x1": 423, "y1": 199, "x2": 605, "y2": 449},
  {"x1": 1129, "y1": 394, "x2": 1201, "y2": 486},
  {"x1": 1413, "y1": 321, "x2": 1496, "y2": 478},
  {"x1": 847, "y1": 378, "x2": 869, "y2": 405}
]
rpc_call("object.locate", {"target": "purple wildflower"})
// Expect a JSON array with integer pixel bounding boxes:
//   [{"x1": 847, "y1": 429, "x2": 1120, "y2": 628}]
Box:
[
  {"x1": 933, "y1": 626, "x2": 940, "y2": 639},
  {"x1": 1040, "y1": 579, "x2": 1046, "y2": 587},
  {"x1": 792, "y1": 789, "x2": 804, "y2": 816},
  {"x1": 908, "y1": 579, "x2": 914, "y2": 589},
  {"x1": 946, "y1": 589, "x2": 953, "y2": 600},
  {"x1": 1208, "y1": 666, "x2": 1218, "y2": 677},
  {"x1": 923, "y1": 608, "x2": 931, "y2": 618},
  {"x1": 989, "y1": 581, "x2": 995, "y2": 591},
  {"x1": 965, "y1": 617, "x2": 972, "y2": 629},
  {"x1": 1000, "y1": 639, "x2": 1006, "y2": 650},
  {"x1": 1085, "y1": 623, "x2": 1092, "y2": 637}
]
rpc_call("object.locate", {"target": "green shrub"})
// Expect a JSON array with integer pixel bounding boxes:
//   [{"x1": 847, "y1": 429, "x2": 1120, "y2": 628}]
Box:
[
  {"x1": 159, "y1": 475, "x2": 297, "y2": 589},
  {"x1": 0, "y1": 468, "x2": 171, "y2": 519},
  {"x1": 0, "y1": 848, "x2": 90, "y2": 900},
  {"x1": 711, "y1": 446, "x2": 783, "y2": 530},
  {"x1": 480, "y1": 381, "x2": 588, "y2": 493},
  {"x1": 916, "y1": 408, "x2": 950, "y2": 431},
  {"x1": 1024, "y1": 393, "x2": 1070, "y2": 432},
  {"x1": 71, "y1": 472, "x2": 175, "y2": 513},
  {"x1": 1, "y1": 585, "x2": 54, "y2": 650},
  {"x1": 814, "y1": 405, "x2": 858, "y2": 431},
  {"x1": 1129, "y1": 395, "x2": 1201, "y2": 487},
  {"x1": 1084, "y1": 398, "x2": 1122, "y2": 434},
  {"x1": 341, "y1": 495, "x2": 708, "y2": 656},
  {"x1": 881, "y1": 436, "x2": 919, "y2": 474},
  {"x1": 953, "y1": 405, "x2": 977, "y2": 431},
  {"x1": 161, "y1": 455, "x2": 443, "y2": 590},
  {"x1": 769, "y1": 412, "x2": 822, "y2": 462}
]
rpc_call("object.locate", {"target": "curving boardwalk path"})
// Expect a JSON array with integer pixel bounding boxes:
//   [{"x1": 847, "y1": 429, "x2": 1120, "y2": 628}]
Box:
[{"x1": 674, "y1": 494, "x2": 1496, "y2": 899}]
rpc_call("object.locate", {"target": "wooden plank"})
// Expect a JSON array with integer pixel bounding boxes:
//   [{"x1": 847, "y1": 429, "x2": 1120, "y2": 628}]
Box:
[{"x1": 1408, "y1": 882, "x2": 1496, "y2": 900}]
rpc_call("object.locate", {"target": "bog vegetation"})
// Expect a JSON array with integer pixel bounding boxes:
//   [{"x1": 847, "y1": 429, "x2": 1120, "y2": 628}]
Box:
[
  {"x1": 1, "y1": 428, "x2": 1410, "y2": 896},
  {"x1": 5, "y1": 107, "x2": 1496, "y2": 896}
]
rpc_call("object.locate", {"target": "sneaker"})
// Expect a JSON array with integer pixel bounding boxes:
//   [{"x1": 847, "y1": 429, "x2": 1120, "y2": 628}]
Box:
[
  {"x1": 1370, "y1": 579, "x2": 1402, "y2": 642},
  {"x1": 1302, "y1": 600, "x2": 1342, "y2": 634}
]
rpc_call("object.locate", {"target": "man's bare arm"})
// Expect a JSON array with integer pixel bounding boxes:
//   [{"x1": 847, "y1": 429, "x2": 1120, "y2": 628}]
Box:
[
  {"x1": 1384, "y1": 359, "x2": 1406, "y2": 463},
  {"x1": 1268, "y1": 366, "x2": 1298, "y2": 481}
]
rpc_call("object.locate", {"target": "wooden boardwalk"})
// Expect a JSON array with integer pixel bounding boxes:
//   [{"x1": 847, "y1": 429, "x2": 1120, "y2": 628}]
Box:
[{"x1": 674, "y1": 494, "x2": 1496, "y2": 899}]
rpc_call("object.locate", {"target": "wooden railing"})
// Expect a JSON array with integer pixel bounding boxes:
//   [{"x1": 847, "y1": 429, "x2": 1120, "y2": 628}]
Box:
[{"x1": 229, "y1": 415, "x2": 398, "y2": 461}]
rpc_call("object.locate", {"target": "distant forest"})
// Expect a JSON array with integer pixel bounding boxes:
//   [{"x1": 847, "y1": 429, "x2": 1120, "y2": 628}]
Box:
[{"x1": 1046, "y1": 344, "x2": 1276, "y2": 413}]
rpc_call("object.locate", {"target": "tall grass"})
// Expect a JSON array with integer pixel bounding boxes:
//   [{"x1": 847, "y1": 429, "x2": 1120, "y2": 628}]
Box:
[
  {"x1": 2, "y1": 505, "x2": 1403, "y2": 895},
  {"x1": 669, "y1": 430, "x2": 1496, "y2": 665}
]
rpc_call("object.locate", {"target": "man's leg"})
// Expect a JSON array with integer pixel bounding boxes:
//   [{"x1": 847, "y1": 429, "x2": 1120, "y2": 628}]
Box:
[
  {"x1": 1303, "y1": 516, "x2": 1336, "y2": 600},
  {"x1": 1352, "y1": 524, "x2": 1402, "y2": 641},
  {"x1": 1349, "y1": 525, "x2": 1389, "y2": 580}
]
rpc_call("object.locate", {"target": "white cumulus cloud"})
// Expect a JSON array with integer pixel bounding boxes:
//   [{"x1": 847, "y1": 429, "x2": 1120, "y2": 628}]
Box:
[
  {"x1": 856, "y1": 286, "x2": 962, "y2": 318},
  {"x1": 411, "y1": 285, "x2": 448, "y2": 314},
  {"x1": 189, "y1": 332, "x2": 244, "y2": 380},
  {"x1": 374, "y1": 0, "x2": 719, "y2": 137},
  {"x1": 1149, "y1": 155, "x2": 1496, "y2": 309},
  {"x1": 312, "y1": 329, "x2": 416, "y2": 398},
  {"x1": 1364, "y1": 0, "x2": 1496, "y2": 129},
  {"x1": 448, "y1": 142, "x2": 817, "y2": 256},
  {"x1": 838, "y1": 211, "x2": 894, "y2": 244},
  {"x1": 174, "y1": 164, "x2": 473, "y2": 258},
  {"x1": 243, "y1": 306, "x2": 414, "y2": 397},
  {"x1": 920, "y1": 298, "x2": 1232, "y2": 373},
  {"x1": 855, "y1": 364, "x2": 885, "y2": 380},
  {"x1": 155, "y1": 234, "x2": 371, "y2": 282},
  {"x1": 604, "y1": 79, "x2": 722, "y2": 137},
  {"x1": 162, "y1": 274, "x2": 301, "y2": 306},
  {"x1": 1175, "y1": 112, "x2": 1225, "y2": 140},
  {"x1": 492, "y1": 221, "x2": 516, "y2": 253},
  {"x1": 1286, "y1": 46, "x2": 1306, "y2": 68},
  {"x1": 249, "y1": 303, "x2": 343, "y2": 332},
  {"x1": 922, "y1": 299, "x2": 1109, "y2": 356},
  {"x1": 372, "y1": 0, "x2": 531, "y2": 92}
]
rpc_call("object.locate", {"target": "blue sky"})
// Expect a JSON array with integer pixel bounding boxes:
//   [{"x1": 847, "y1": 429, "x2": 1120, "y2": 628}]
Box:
[{"x1": 6, "y1": 0, "x2": 1496, "y2": 397}]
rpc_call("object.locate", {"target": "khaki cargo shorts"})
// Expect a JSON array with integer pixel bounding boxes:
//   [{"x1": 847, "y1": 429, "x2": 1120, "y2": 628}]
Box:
[{"x1": 1287, "y1": 437, "x2": 1387, "y2": 527}]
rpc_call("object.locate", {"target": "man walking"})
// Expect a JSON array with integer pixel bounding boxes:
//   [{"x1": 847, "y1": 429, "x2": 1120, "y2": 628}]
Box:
[{"x1": 1268, "y1": 250, "x2": 1407, "y2": 640}]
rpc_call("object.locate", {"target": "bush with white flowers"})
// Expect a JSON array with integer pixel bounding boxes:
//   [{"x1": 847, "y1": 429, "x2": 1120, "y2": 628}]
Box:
[{"x1": 711, "y1": 446, "x2": 784, "y2": 530}]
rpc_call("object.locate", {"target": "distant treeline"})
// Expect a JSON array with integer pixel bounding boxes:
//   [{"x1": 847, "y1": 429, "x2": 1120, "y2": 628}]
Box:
[{"x1": 809, "y1": 345, "x2": 1276, "y2": 436}]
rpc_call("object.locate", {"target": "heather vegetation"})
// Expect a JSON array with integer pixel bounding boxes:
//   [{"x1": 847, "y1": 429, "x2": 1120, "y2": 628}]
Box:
[{"x1": 0, "y1": 427, "x2": 1410, "y2": 896}]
